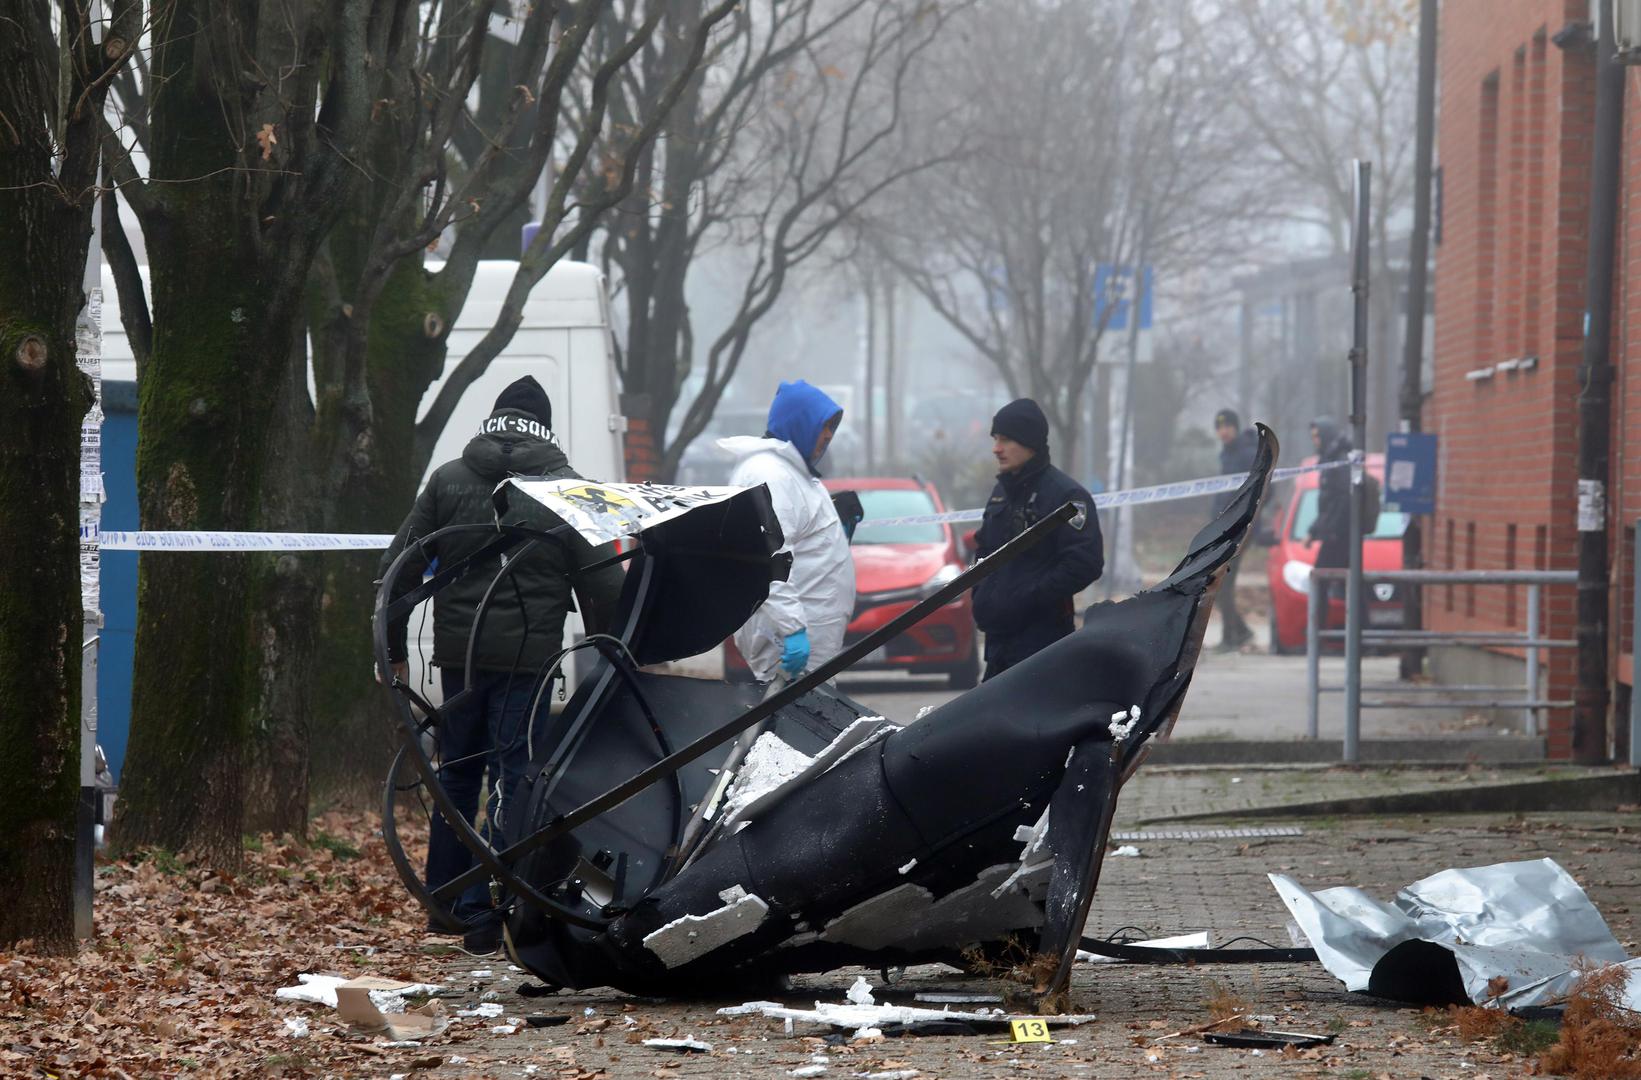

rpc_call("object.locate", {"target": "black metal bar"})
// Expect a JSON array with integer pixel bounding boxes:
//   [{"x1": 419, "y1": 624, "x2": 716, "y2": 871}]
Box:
[
  {"x1": 581, "y1": 546, "x2": 641, "y2": 574},
  {"x1": 1398, "y1": 0, "x2": 1438, "y2": 681},
  {"x1": 1076, "y1": 937, "x2": 1317, "y2": 966},
  {"x1": 436, "y1": 501, "x2": 1081, "y2": 895},
  {"x1": 1574, "y1": 13, "x2": 1623, "y2": 763},
  {"x1": 380, "y1": 523, "x2": 575, "y2": 626}
]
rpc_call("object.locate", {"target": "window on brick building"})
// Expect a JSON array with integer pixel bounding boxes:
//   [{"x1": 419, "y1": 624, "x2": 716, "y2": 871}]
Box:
[
  {"x1": 1506, "y1": 524, "x2": 1518, "y2": 626},
  {"x1": 1524, "y1": 30, "x2": 1547, "y2": 348},
  {"x1": 1476, "y1": 72, "x2": 1500, "y2": 365},
  {"x1": 1465, "y1": 521, "x2": 1477, "y2": 617},
  {"x1": 1445, "y1": 518, "x2": 1456, "y2": 612}
]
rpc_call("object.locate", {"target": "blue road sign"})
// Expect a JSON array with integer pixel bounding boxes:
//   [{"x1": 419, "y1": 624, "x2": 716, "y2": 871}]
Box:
[
  {"x1": 1384, "y1": 432, "x2": 1438, "y2": 515},
  {"x1": 1094, "y1": 264, "x2": 1153, "y2": 332}
]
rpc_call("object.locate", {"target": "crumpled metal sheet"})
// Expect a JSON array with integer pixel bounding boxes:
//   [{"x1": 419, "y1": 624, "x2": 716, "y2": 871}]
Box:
[{"x1": 1271, "y1": 858, "x2": 1630, "y2": 1007}]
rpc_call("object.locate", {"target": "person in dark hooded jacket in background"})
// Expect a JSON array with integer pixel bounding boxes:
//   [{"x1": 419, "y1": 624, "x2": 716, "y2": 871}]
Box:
[
  {"x1": 377, "y1": 374, "x2": 625, "y2": 950},
  {"x1": 972, "y1": 398, "x2": 1104, "y2": 680},
  {"x1": 1212, "y1": 408, "x2": 1259, "y2": 651},
  {"x1": 1308, "y1": 416, "x2": 1352, "y2": 587}
]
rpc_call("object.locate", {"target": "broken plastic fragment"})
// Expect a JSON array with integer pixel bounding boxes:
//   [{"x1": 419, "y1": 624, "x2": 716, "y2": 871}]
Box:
[
  {"x1": 718, "y1": 733, "x2": 815, "y2": 823},
  {"x1": 845, "y1": 977, "x2": 876, "y2": 1006},
  {"x1": 643, "y1": 1037, "x2": 713, "y2": 1052},
  {"x1": 1111, "y1": 845, "x2": 1140, "y2": 858},
  {"x1": 642, "y1": 891, "x2": 771, "y2": 967},
  {"x1": 717, "y1": 999, "x2": 1095, "y2": 1031},
  {"x1": 1108, "y1": 705, "x2": 1140, "y2": 741},
  {"x1": 789, "y1": 1068, "x2": 827, "y2": 1078},
  {"x1": 283, "y1": 1017, "x2": 309, "y2": 1038}
]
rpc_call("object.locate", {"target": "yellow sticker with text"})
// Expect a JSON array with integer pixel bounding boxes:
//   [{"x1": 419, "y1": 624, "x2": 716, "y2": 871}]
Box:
[{"x1": 1009, "y1": 1018, "x2": 1053, "y2": 1043}]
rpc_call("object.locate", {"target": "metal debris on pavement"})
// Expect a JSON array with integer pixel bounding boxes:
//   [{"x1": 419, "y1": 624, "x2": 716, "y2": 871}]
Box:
[{"x1": 1271, "y1": 857, "x2": 1631, "y2": 1007}]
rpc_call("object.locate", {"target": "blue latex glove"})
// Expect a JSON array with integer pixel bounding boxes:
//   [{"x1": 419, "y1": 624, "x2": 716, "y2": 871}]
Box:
[{"x1": 780, "y1": 628, "x2": 811, "y2": 676}]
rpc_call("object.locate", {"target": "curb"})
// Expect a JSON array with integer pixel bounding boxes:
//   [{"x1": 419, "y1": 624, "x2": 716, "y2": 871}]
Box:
[
  {"x1": 1137, "y1": 770, "x2": 1641, "y2": 823},
  {"x1": 1147, "y1": 737, "x2": 1546, "y2": 766}
]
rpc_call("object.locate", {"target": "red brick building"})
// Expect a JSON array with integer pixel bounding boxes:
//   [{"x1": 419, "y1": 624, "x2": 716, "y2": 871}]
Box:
[{"x1": 1432, "y1": 0, "x2": 1637, "y2": 758}]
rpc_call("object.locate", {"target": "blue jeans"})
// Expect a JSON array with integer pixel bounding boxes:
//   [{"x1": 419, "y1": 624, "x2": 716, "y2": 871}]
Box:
[{"x1": 425, "y1": 667, "x2": 539, "y2": 925}]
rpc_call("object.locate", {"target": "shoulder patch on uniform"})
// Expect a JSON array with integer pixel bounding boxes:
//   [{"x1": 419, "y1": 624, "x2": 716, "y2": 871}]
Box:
[{"x1": 1069, "y1": 501, "x2": 1089, "y2": 530}]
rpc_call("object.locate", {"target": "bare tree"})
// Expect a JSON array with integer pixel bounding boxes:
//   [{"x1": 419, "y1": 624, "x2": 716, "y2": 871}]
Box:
[
  {"x1": 0, "y1": 0, "x2": 140, "y2": 949},
  {"x1": 1226, "y1": 0, "x2": 1419, "y2": 444},
  {"x1": 561, "y1": 0, "x2": 963, "y2": 481},
  {"x1": 101, "y1": 0, "x2": 736, "y2": 860},
  {"x1": 1228, "y1": 0, "x2": 1418, "y2": 252},
  {"x1": 862, "y1": 2, "x2": 1244, "y2": 471}
]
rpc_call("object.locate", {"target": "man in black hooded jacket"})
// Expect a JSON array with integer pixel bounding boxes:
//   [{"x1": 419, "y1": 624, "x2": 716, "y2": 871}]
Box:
[
  {"x1": 377, "y1": 375, "x2": 625, "y2": 947},
  {"x1": 1309, "y1": 416, "x2": 1352, "y2": 579},
  {"x1": 971, "y1": 398, "x2": 1104, "y2": 680}
]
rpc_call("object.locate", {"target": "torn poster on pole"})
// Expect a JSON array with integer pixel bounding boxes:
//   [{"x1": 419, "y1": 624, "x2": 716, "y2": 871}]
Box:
[{"x1": 375, "y1": 428, "x2": 1281, "y2": 1004}]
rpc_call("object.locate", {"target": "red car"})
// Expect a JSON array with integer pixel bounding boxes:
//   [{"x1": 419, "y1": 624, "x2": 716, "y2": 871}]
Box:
[
  {"x1": 726, "y1": 478, "x2": 980, "y2": 686},
  {"x1": 1265, "y1": 454, "x2": 1408, "y2": 654},
  {"x1": 825, "y1": 477, "x2": 980, "y2": 688}
]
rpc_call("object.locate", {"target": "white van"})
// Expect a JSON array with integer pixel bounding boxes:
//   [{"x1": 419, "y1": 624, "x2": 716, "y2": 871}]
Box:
[
  {"x1": 99, "y1": 258, "x2": 625, "y2": 482},
  {"x1": 99, "y1": 258, "x2": 628, "y2": 707}
]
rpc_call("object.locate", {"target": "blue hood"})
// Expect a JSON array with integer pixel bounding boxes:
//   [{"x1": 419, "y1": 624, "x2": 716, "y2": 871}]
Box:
[{"x1": 766, "y1": 380, "x2": 843, "y2": 468}]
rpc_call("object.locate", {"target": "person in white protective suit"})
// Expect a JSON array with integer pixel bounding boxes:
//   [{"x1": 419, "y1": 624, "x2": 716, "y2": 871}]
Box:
[{"x1": 719, "y1": 380, "x2": 857, "y2": 682}]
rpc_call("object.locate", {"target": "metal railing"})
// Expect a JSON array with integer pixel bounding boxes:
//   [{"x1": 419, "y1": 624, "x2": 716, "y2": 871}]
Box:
[{"x1": 1306, "y1": 568, "x2": 1578, "y2": 761}]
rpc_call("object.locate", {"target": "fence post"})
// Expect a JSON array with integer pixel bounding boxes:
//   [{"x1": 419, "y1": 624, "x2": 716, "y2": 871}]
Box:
[
  {"x1": 1306, "y1": 576, "x2": 1322, "y2": 740},
  {"x1": 1525, "y1": 583, "x2": 1541, "y2": 738},
  {"x1": 1343, "y1": 160, "x2": 1371, "y2": 768}
]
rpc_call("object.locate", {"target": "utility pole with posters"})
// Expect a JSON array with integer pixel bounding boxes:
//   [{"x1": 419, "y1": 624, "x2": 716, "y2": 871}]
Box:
[
  {"x1": 75, "y1": 174, "x2": 104, "y2": 941},
  {"x1": 1398, "y1": 0, "x2": 1438, "y2": 682}
]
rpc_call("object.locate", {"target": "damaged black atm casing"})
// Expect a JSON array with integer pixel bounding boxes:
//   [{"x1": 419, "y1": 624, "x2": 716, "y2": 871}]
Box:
[{"x1": 374, "y1": 428, "x2": 1280, "y2": 1001}]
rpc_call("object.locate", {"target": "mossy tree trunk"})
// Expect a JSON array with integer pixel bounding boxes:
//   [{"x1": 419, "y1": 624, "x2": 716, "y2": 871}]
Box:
[
  {"x1": 0, "y1": 177, "x2": 94, "y2": 954},
  {"x1": 114, "y1": 212, "x2": 302, "y2": 864},
  {"x1": 308, "y1": 251, "x2": 453, "y2": 804},
  {"x1": 0, "y1": 0, "x2": 135, "y2": 950},
  {"x1": 243, "y1": 332, "x2": 323, "y2": 835},
  {"x1": 111, "y1": 0, "x2": 371, "y2": 862}
]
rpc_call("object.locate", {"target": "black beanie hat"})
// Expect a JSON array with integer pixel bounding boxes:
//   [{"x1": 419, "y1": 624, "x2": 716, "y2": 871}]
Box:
[
  {"x1": 1214, "y1": 407, "x2": 1241, "y2": 430},
  {"x1": 493, "y1": 375, "x2": 552, "y2": 429},
  {"x1": 991, "y1": 398, "x2": 1049, "y2": 455}
]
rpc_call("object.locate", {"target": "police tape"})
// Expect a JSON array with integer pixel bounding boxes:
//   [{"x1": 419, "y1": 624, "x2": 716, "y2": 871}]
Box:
[
  {"x1": 94, "y1": 529, "x2": 395, "y2": 551},
  {"x1": 87, "y1": 460, "x2": 1345, "y2": 551},
  {"x1": 853, "y1": 459, "x2": 1348, "y2": 528}
]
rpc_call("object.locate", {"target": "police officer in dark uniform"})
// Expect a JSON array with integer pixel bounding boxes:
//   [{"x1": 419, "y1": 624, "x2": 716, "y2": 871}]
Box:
[{"x1": 971, "y1": 398, "x2": 1105, "y2": 680}]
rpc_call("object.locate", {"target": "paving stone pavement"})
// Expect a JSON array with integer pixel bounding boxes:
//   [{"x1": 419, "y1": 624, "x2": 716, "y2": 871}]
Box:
[{"x1": 383, "y1": 809, "x2": 1639, "y2": 1079}]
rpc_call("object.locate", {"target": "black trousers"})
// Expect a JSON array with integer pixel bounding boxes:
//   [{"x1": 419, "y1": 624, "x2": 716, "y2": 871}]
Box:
[
  {"x1": 981, "y1": 616, "x2": 1075, "y2": 681},
  {"x1": 1219, "y1": 550, "x2": 1252, "y2": 644}
]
